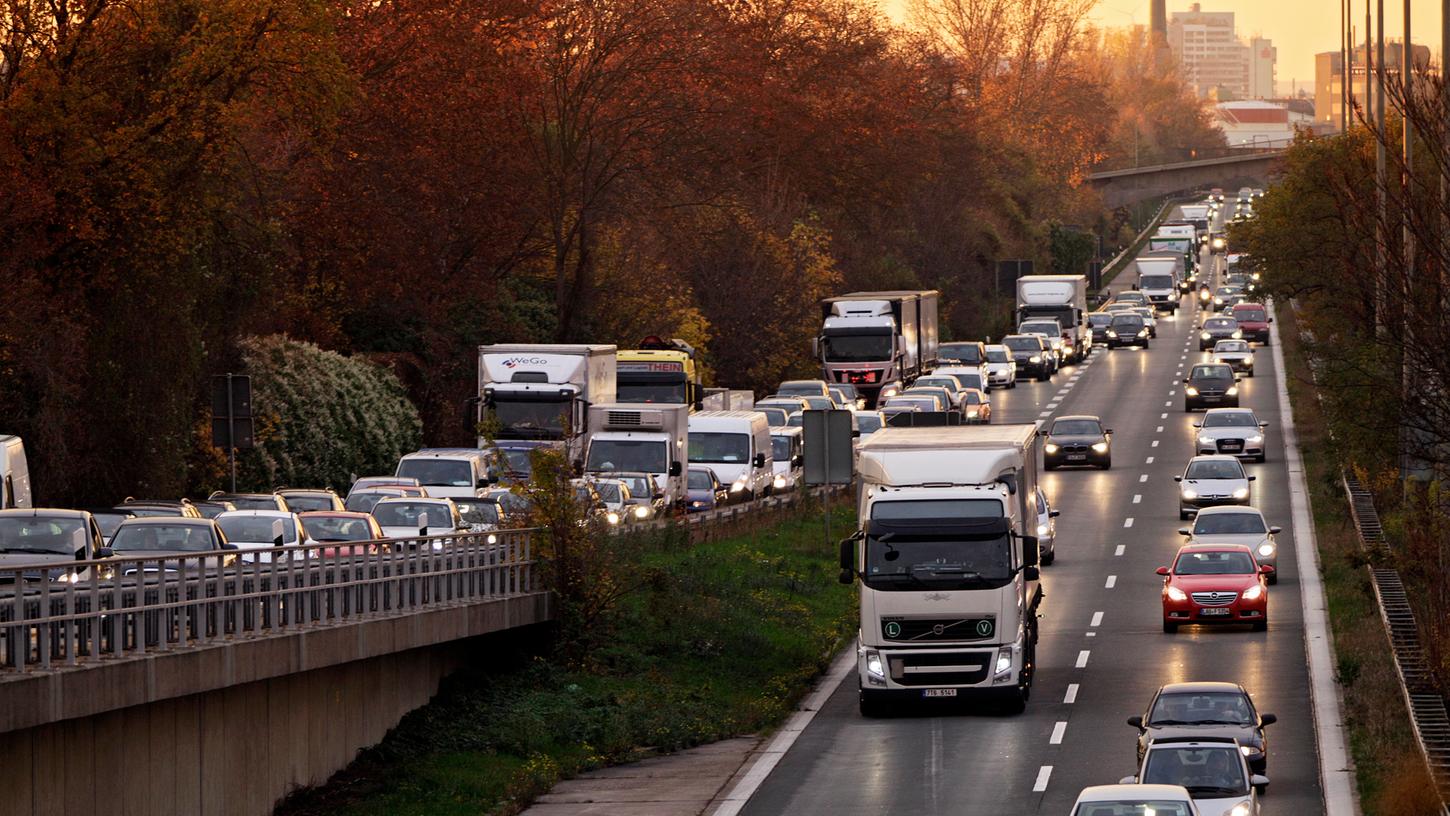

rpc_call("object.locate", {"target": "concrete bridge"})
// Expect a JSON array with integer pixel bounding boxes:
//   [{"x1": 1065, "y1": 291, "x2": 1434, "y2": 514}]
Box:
[{"x1": 1088, "y1": 150, "x2": 1285, "y2": 208}]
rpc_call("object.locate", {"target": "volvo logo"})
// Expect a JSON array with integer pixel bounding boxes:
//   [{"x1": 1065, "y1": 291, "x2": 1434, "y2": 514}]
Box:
[
  {"x1": 932, "y1": 624, "x2": 946, "y2": 635},
  {"x1": 976, "y1": 619, "x2": 994, "y2": 636}
]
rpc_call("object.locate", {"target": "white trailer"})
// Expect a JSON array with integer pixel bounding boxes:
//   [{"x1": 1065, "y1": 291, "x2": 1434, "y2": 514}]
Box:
[{"x1": 477, "y1": 344, "x2": 616, "y2": 462}]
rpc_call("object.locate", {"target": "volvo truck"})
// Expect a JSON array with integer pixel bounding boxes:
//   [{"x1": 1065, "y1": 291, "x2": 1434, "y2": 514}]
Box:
[
  {"x1": 583, "y1": 404, "x2": 689, "y2": 507},
  {"x1": 841, "y1": 424, "x2": 1043, "y2": 716},
  {"x1": 477, "y1": 344, "x2": 616, "y2": 462},
  {"x1": 817, "y1": 291, "x2": 940, "y2": 407},
  {"x1": 615, "y1": 336, "x2": 703, "y2": 410},
  {"x1": 1016, "y1": 275, "x2": 1089, "y2": 363}
]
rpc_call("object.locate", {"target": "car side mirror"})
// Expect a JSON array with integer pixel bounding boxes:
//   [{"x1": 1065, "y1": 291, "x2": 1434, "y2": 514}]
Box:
[
  {"x1": 669, "y1": 461, "x2": 683, "y2": 477},
  {"x1": 477, "y1": 477, "x2": 490, "y2": 488},
  {"x1": 1156, "y1": 566, "x2": 1171, "y2": 576},
  {"x1": 792, "y1": 455, "x2": 804, "y2": 467},
  {"x1": 222, "y1": 543, "x2": 239, "y2": 551},
  {"x1": 1251, "y1": 774, "x2": 1269, "y2": 792},
  {"x1": 1105, "y1": 429, "x2": 1113, "y2": 435},
  {"x1": 1260, "y1": 713, "x2": 1278, "y2": 726},
  {"x1": 1235, "y1": 377, "x2": 1243, "y2": 383},
  {"x1": 1247, "y1": 475, "x2": 1256, "y2": 482},
  {"x1": 1127, "y1": 715, "x2": 1144, "y2": 729},
  {"x1": 1118, "y1": 776, "x2": 1138, "y2": 785},
  {"x1": 1182, "y1": 378, "x2": 1189, "y2": 383},
  {"x1": 851, "y1": 429, "x2": 861, "y2": 438},
  {"x1": 1049, "y1": 509, "x2": 1060, "y2": 518},
  {"x1": 1261, "y1": 564, "x2": 1275, "y2": 575},
  {"x1": 96, "y1": 547, "x2": 114, "y2": 559},
  {"x1": 1192, "y1": 422, "x2": 1202, "y2": 429},
  {"x1": 1269, "y1": 526, "x2": 1282, "y2": 535},
  {"x1": 1177, "y1": 528, "x2": 1191, "y2": 536},
  {"x1": 1023, "y1": 565, "x2": 1040, "y2": 581},
  {"x1": 1260, "y1": 422, "x2": 1270, "y2": 428},
  {"x1": 1173, "y1": 476, "x2": 1183, "y2": 482},
  {"x1": 1268, "y1": 317, "x2": 1274, "y2": 323}
]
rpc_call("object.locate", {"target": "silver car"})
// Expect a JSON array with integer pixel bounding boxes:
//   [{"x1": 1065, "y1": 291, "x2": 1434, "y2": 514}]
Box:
[
  {"x1": 1174, "y1": 455, "x2": 1254, "y2": 519},
  {"x1": 1211, "y1": 339, "x2": 1255, "y2": 376},
  {"x1": 1193, "y1": 408, "x2": 1269, "y2": 462},
  {"x1": 1180, "y1": 506, "x2": 1281, "y2": 580},
  {"x1": 984, "y1": 344, "x2": 1017, "y2": 389},
  {"x1": 1122, "y1": 737, "x2": 1267, "y2": 816}
]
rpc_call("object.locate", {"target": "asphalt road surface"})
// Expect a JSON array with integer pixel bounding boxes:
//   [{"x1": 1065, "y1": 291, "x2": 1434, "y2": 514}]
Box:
[{"x1": 739, "y1": 203, "x2": 1325, "y2": 814}]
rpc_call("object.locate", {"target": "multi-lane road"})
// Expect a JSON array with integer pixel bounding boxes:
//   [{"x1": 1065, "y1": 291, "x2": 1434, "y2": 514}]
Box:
[{"x1": 736, "y1": 205, "x2": 1329, "y2": 814}]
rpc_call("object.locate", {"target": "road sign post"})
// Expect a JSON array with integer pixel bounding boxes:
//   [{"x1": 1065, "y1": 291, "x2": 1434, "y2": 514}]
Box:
[
  {"x1": 803, "y1": 410, "x2": 854, "y2": 547},
  {"x1": 211, "y1": 374, "x2": 254, "y2": 493}
]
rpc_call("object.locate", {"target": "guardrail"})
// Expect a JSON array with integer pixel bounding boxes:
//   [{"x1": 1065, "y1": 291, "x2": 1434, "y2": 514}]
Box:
[
  {"x1": 1342, "y1": 473, "x2": 1450, "y2": 807},
  {"x1": 0, "y1": 529, "x2": 535, "y2": 674}
]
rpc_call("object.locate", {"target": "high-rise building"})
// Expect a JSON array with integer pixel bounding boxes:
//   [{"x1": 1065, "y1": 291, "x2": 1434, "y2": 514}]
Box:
[
  {"x1": 1167, "y1": 4, "x2": 1277, "y2": 100},
  {"x1": 1314, "y1": 42, "x2": 1432, "y2": 128}
]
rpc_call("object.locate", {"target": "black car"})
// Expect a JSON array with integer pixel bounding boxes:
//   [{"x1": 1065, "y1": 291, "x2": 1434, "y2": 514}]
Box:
[
  {"x1": 1043, "y1": 415, "x2": 1112, "y2": 470},
  {"x1": 938, "y1": 341, "x2": 987, "y2": 367},
  {"x1": 1184, "y1": 363, "x2": 1240, "y2": 411},
  {"x1": 1086, "y1": 313, "x2": 1115, "y2": 345},
  {"x1": 1128, "y1": 682, "x2": 1276, "y2": 773},
  {"x1": 1001, "y1": 334, "x2": 1052, "y2": 381},
  {"x1": 1106, "y1": 314, "x2": 1149, "y2": 349},
  {"x1": 1199, "y1": 316, "x2": 1243, "y2": 351},
  {"x1": 115, "y1": 498, "x2": 203, "y2": 519}
]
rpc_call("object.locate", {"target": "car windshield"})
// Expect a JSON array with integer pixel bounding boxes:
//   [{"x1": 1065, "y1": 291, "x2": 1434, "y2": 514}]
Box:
[
  {"x1": 1111, "y1": 316, "x2": 1144, "y2": 329},
  {"x1": 1004, "y1": 337, "x2": 1039, "y2": 351},
  {"x1": 111, "y1": 524, "x2": 216, "y2": 553},
  {"x1": 986, "y1": 347, "x2": 1011, "y2": 362},
  {"x1": 1203, "y1": 413, "x2": 1258, "y2": 428},
  {"x1": 821, "y1": 332, "x2": 891, "y2": 363},
  {"x1": 1194, "y1": 513, "x2": 1267, "y2": 535},
  {"x1": 1020, "y1": 321, "x2": 1060, "y2": 336},
  {"x1": 1191, "y1": 365, "x2": 1234, "y2": 381},
  {"x1": 916, "y1": 378, "x2": 957, "y2": 391},
  {"x1": 1215, "y1": 341, "x2": 1249, "y2": 352},
  {"x1": 344, "y1": 491, "x2": 399, "y2": 513},
  {"x1": 689, "y1": 432, "x2": 752, "y2": 464},
  {"x1": 301, "y1": 516, "x2": 376, "y2": 542},
  {"x1": 757, "y1": 407, "x2": 789, "y2": 426},
  {"x1": 1071, "y1": 801, "x2": 1193, "y2": 816},
  {"x1": 771, "y1": 436, "x2": 792, "y2": 460},
  {"x1": 496, "y1": 449, "x2": 534, "y2": 477},
  {"x1": 92, "y1": 512, "x2": 129, "y2": 539},
  {"x1": 1175, "y1": 550, "x2": 1257, "y2": 574},
  {"x1": 281, "y1": 494, "x2": 334, "y2": 512},
  {"x1": 687, "y1": 470, "x2": 715, "y2": 490},
  {"x1": 962, "y1": 391, "x2": 985, "y2": 405},
  {"x1": 454, "y1": 501, "x2": 501, "y2": 526},
  {"x1": 1235, "y1": 308, "x2": 1266, "y2": 322},
  {"x1": 787, "y1": 413, "x2": 805, "y2": 426},
  {"x1": 1142, "y1": 746, "x2": 1248, "y2": 796},
  {"x1": 586, "y1": 440, "x2": 667, "y2": 473},
  {"x1": 856, "y1": 414, "x2": 884, "y2": 433},
  {"x1": 121, "y1": 507, "x2": 184, "y2": 518},
  {"x1": 398, "y1": 459, "x2": 475, "y2": 487},
  {"x1": 216, "y1": 516, "x2": 297, "y2": 544},
  {"x1": 1206, "y1": 319, "x2": 1237, "y2": 330},
  {"x1": 1150, "y1": 692, "x2": 1256, "y2": 726},
  {"x1": 1185, "y1": 460, "x2": 1245, "y2": 480},
  {"x1": 883, "y1": 398, "x2": 933, "y2": 411},
  {"x1": 373, "y1": 502, "x2": 451, "y2": 528},
  {"x1": 943, "y1": 372, "x2": 984, "y2": 389},
  {"x1": 0, "y1": 516, "x2": 87, "y2": 554},
  {"x1": 778, "y1": 382, "x2": 825, "y2": 397},
  {"x1": 594, "y1": 483, "x2": 622, "y2": 503},
  {"x1": 1052, "y1": 419, "x2": 1102, "y2": 436},
  {"x1": 1087, "y1": 314, "x2": 1114, "y2": 326}
]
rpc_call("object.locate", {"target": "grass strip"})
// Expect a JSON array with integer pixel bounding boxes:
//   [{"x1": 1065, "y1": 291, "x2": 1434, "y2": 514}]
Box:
[{"x1": 277, "y1": 506, "x2": 858, "y2": 816}]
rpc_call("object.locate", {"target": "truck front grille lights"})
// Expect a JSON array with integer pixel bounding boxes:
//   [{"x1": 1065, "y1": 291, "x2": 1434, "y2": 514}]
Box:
[
  {"x1": 992, "y1": 646, "x2": 1014, "y2": 684},
  {"x1": 864, "y1": 649, "x2": 886, "y2": 679}
]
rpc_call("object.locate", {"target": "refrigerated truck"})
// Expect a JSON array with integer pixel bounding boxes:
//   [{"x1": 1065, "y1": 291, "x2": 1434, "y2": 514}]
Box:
[
  {"x1": 477, "y1": 344, "x2": 616, "y2": 462},
  {"x1": 583, "y1": 403, "x2": 689, "y2": 507},
  {"x1": 817, "y1": 291, "x2": 940, "y2": 407},
  {"x1": 841, "y1": 424, "x2": 1043, "y2": 716}
]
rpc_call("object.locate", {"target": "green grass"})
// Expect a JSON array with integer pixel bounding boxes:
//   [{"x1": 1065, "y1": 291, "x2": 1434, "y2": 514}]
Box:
[
  {"x1": 277, "y1": 507, "x2": 858, "y2": 816},
  {"x1": 1277, "y1": 304, "x2": 1441, "y2": 814}
]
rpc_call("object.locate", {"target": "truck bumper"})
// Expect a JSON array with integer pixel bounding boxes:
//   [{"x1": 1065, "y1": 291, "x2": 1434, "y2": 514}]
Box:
[{"x1": 857, "y1": 638, "x2": 1023, "y2": 697}]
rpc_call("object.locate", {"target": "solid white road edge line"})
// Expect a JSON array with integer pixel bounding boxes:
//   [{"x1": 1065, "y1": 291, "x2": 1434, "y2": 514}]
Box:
[
  {"x1": 711, "y1": 647, "x2": 856, "y2": 815},
  {"x1": 1268, "y1": 301, "x2": 1357, "y2": 816}
]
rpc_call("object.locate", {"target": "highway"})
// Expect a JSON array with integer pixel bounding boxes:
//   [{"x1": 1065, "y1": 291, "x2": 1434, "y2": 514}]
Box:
[{"x1": 738, "y1": 204, "x2": 1327, "y2": 814}]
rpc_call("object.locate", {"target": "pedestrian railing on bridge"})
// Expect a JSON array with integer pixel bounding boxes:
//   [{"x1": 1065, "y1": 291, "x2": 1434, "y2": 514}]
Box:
[{"x1": 0, "y1": 529, "x2": 537, "y2": 673}]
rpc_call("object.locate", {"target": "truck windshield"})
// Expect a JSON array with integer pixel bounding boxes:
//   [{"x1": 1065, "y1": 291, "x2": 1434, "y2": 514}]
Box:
[
  {"x1": 586, "y1": 440, "x2": 667, "y2": 474},
  {"x1": 865, "y1": 499, "x2": 1012, "y2": 587},
  {"x1": 822, "y1": 331, "x2": 892, "y2": 363},
  {"x1": 1140, "y1": 274, "x2": 1174, "y2": 290},
  {"x1": 689, "y1": 432, "x2": 751, "y2": 464},
  {"x1": 490, "y1": 397, "x2": 569, "y2": 438},
  {"x1": 617, "y1": 380, "x2": 688, "y2": 404}
]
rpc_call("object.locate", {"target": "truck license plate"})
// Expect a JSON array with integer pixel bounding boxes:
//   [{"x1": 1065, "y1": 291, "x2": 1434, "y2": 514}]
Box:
[
  {"x1": 1200, "y1": 608, "x2": 1231, "y2": 616},
  {"x1": 921, "y1": 688, "x2": 958, "y2": 698}
]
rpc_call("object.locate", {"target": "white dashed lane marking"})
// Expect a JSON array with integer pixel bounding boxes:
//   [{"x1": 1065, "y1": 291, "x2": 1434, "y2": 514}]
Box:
[
  {"x1": 1123, "y1": 518, "x2": 1134, "y2": 528},
  {"x1": 1076, "y1": 650, "x2": 1091, "y2": 667},
  {"x1": 1115, "y1": 544, "x2": 1125, "y2": 556},
  {"x1": 1033, "y1": 766, "x2": 1053, "y2": 792},
  {"x1": 1090, "y1": 611, "x2": 1103, "y2": 627},
  {"x1": 1146, "y1": 456, "x2": 1155, "y2": 464},
  {"x1": 1105, "y1": 575, "x2": 1117, "y2": 589},
  {"x1": 1139, "y1": 474, "x2": 1148, "y2": 483},
  {"x1": 1064, "y1": 685, "x2": 1079, "y2": 704},
  {"x1": 1132, "y1": 494, "x2": 1142, "y2": 503},
  {"x1": 1050, "y1": 722, "x2": 1067, "y2": 745}
]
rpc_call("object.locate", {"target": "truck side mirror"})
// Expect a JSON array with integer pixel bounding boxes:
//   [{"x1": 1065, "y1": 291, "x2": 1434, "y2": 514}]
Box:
[
  {"x1": 792, "y1": 455, "x2": 804, "y2": 467},
  {"x1": 812, "y1": 337, "x2": 820, "y2": 359},
  {"x1": 670, "y1": 461, "x2": 683, "y2": 477},
  {"x1": 753, "y1": 453, "x2": 766, "y2": 468},
  {"x1": 837, "y1": 537, "x2": 855, "y2": 584},
  {"x1": 1021, "y1": 535, "x2": 1039, "y2": 568}
]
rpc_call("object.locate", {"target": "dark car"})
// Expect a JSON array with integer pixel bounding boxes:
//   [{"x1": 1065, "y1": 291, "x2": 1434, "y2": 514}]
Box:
[
  {"x1": 1230, "y1": 302, "x2": 1271, "y2": 343},
  {"x1": 1106, "y1": 314, "x2": 1149, "y2": 349},
  {"x1": 190, "y1": 500, "x2": 236, "y2": 519},
  {"x1": 0, "y1": 509, "x2": 104, "y2": 583},
  {"x1": 299, "y1": 511, "x2": 388, "y2": 557},
  {"x1": 1184, "y1": 363, "x2": 1240, "y2": 411},
  {"x1": 1129, "y1": 682, "x2": 1277, "y2": 773},
  {"x1": 101, "y1": 517, "x2": 237, "y2": 575},
  {"x1": 1199, "y1": 316, "x2": 1243, "y2": 351},
  {"x1": 1044, "y1": 415, "x2": 1113, "y2": 470},
  {"x1": 115, "y1": 498, "x2": 204, "y2": 519},
  {"x1": 685, "y1": 466, "x2": 728, "y2": 513},
  {"x1": 938, "y1": 341, "x2": 987, "y2": 367},
  {"x1": 1086, "y1": 312, "x2": 1115, "y2": 345},
  {"x1": 1002, "y1": 334, "x2": 1052, "y2": 381},
  {"x1": 208, "y1": 492, "x2": 289, "y2": 512},
  {"x1": 83, "y1": 508, "x2": 135, "y2": 545}
]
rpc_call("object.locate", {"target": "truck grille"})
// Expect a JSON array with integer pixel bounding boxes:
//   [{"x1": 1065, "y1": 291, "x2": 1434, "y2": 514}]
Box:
[
  {"x1": 1191, "y1": 591, "x2": 1238, "y2": 606},
  {"x1": 881, "y1": 616, "x2": 995, "y2": 642},
  {"x1": 888, "y1": 651, "x2": 992, "y2": 686}
]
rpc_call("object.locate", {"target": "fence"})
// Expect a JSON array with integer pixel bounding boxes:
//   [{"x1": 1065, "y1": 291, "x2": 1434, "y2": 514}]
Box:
[{"x1": 0, "y1": 528, "x2": 535, "y2": 674}]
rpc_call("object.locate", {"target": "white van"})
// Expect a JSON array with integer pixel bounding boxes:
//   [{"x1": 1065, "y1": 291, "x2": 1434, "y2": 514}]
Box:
[
  {"x1": 394, "y1": 448, "x2": 490, "y2": 500},
  {"x1": 770, "y1": 427, "x2": 805, "y2": 492},
  {"x1": 688, "y1": 411, "x2": 774, "y2": 499},
  {"x1": 0, "y1": 436, "x2": 31, "y2": 510}
]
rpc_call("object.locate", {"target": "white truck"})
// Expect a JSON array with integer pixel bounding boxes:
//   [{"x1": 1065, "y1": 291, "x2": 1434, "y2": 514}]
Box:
[
  {"x1": 842, "y1": 424, "x2": 1044, "y2": 716},
  {"x1": 1133, "y1": 252, "x2": 1183, "y2": 312},
  {"x1": 1015, "y1": 275, "x2": 1089, "y2": 364},
  {"x1": 1149, "y1": 222, "x2": 1199, "y2": 286},
  {"x1": 477, "y1": 344, "x2": 616, "y2": 462},
  {"x1": 688, "y1": 411, "x2": 773, "y2": 500},
  {"x1": 583, "y1": 404, "x2": 689, "y2": 507},
  {"x1": 0, "y1": 436, "x2": 31, "y2": 509},
  {"x1": 817, "y1": 291, "x2": 940, "y2": 408}
]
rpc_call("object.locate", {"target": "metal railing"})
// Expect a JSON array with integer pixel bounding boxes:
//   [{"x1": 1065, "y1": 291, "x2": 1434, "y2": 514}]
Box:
[{"x1": 0, "y1": 529, "x2": 536, "y2": 674}]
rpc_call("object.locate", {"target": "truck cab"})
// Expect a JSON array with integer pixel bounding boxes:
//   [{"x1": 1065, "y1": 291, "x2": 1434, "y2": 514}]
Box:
[
  {"x1": 843, "y1": 425, "x2": 1043, "y2": 716},
  {"x1": 615, "y1": 336, "x2": 702, "y2": 410},
  {"x1": 584, "y1": 404, "x2": 689, "y2": 507},
  {"x1": 688, "y1": 411, "x2": 774, "y2": 500},
  {"x1": 477, "y1": 344, "x2": 616, "y2": 462},
  {"x1": 1015, "y1": 276, "x2": 1089, "y2": 364},
  {"x1": 817, "y1": 291, "x2": 940, "y2": 407}
]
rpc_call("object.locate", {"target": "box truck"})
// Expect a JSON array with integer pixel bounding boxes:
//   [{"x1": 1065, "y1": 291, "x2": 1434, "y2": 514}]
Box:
[
  {"x1": 477, "y1": 344, "x2": 616, "y2": 462},
  {"x1": 817, "y1": 291, "x2": 940, "y2": 407},
  {"x1": 1015, "y1": 275, "x2": 1090, "y2": 363},
  {"x1": 583, "y1": 404, "x2": 689, "y2": 507},
  {"x1": 615, "y1": 337, "x2": 703, "y2": 410}
]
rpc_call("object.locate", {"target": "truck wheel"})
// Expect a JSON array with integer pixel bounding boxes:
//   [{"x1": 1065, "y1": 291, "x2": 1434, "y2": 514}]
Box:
[
  {"x1": 859, "y1": 689, "x2": 892, "y2": 718},
  {"x1": 999, "y1": 687, "x2": 1029, "y2": 715}
]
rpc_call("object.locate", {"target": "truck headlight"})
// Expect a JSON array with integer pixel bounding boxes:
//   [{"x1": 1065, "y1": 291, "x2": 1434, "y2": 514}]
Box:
[
  {"x1": 730, "y1": 480, "x2": 746, "y2": 493},
  {"x1": 864, "y1": 649, "x2": 885, "y2": 679},
  {"x1": 1258, "y1": 543, "x2": 1275, "y2": 557},
  {"x1": 1166, "y1": 585, "x2": 1188, "y2": 601},
  {"x1": 1233, "y1": 487, "x2": 1250, "y2": 499},
  {"x1": 1044, "y1": 443, "x2": 1060, "y2": 454},
  {"x1": 994, "y1": 646, "x2": 1013, "y2": 675},
  {"x1": 773, "y1": 474, "x2": 786, "y2": 489},
  {"x1": 1092, "y1": 441, "x2": 1109, "y2": 453}
]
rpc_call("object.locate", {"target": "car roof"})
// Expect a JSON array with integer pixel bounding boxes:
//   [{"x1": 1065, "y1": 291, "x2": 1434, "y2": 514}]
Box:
[
  {"x1": 1203, "y1": 407, "x2": 1253, "y2": 415},
  {"x1": 216, "y1": 510, "x2": 294, "y2": 519},
  {"x1": 771, "y1": 427, "x2": 803, "y2": 438},
  {"x1": 1188, "y1": 454, "x2": 1241, "y2": 463},
  {"x1": 376, "y1": 497, "x2": 452, "y2": 505},
  {"x1": 116, "y1": 517, "x2": 215, "y2": 527},
  {"x1": 0, "y1": 508, "x2": 91, "y2": 519},
  {"x1": 1157, "y1": 681, "x2": 1246, "y2": 695},
  {"x1": 1054, "y1": 414, "x2": 1101, "y2": 423},
  {"x1": 1076, "y1": 784, "x2": 1193, "y2": 801},
  {"x1": 298, "y1": 511, "x2": 373, "y2": 519},
  {"x1": 1146, "y1": 736, "x2": 1242, "y2": 747},
  {"x1": 277, "y1": 488, "x2": 336, "y2": 495},
  {"x1": 1178, "y1": 543, "x2": 1255, "y2": 555},
  {"x1": 1193, "y1": 505, "x2": 1265, "y2": 517}
]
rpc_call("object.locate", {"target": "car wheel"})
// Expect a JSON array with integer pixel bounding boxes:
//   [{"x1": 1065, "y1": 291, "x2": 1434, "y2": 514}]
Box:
[
  {"x1": 1252, "y1": 619, "x2": 1268, "y2": 632},
  {"x1": 1041, "y1": 549, "x2": 1055, "y2": 566},
  {"x1": 998, "y1": 684, "x2": 1029, "y2": 714},
  {"x1": 1101, "y1": 457, "x2": 1111, "y2": 470},
  {"x1": 1044, "y1": 461, "x2": 1056, "y2": 471},
  {"x1": 859, "y1": 689, "x2": 892, "y2": 718},
  {"x1": 1038, "y1": 371, "x2": 1049, "y2": 382},
  {"x1": 1143, "y1": 340, "x2": 1150, "y2": 349},
  {"x1": 1163, "y1": 621, "x2": 1178, "y2": 634},
  {"x1": 1267, "y1": 573, "x2": 1278, "y2": 585}
]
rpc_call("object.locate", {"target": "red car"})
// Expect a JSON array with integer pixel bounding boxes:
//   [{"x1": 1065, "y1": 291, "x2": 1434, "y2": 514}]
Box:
[
  {"x1": 1230, "y1": 302, "x2": 1271, "y2": 344},
  {"x1": 1157, "y1": 544, "x2": 1272, "y2": 633}
]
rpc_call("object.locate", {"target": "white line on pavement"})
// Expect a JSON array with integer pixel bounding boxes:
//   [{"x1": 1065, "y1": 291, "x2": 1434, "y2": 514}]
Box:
[
  {"x1": 1139, "y1": 474, "x2": 1148, "y2": 482},
  {"x1": 1145, "y1": 456, "x2": 1155, "y2": 464},
  {"x1": 1123, "y1": 518, "x2": 1134, "y2": 528},
  {"x1": 1160, "y1": 412, "x2": 1168, "y2": 419},
  {"x1": 1132, "y1": 494, "x2": 1142, "y2": 503},
  {"x1": 1156, "y1": 426, "x2": 1164, "y2": 433},
  {"x1": 1039, "y1": 411, "x2": 1052, "y2": 418},
  {"x1": 1064, "y1": 684, "x2": 1079, "y2": 704},
  {"x1": 1090, "y1": 611, "x2": 1103, "y2": 627},
  {"x1": 1115, "y1": 544, "x2": 1125, "y2": 556},
  {"x1": 1168, "y1": 390, "x2": 1176, "y2": 396},
  {"x1": 1164, "y1": 401, "x2": 1172, "y2": 407},
  {"x1": 1076, "y1": 650, "x2": 1091, "y2": 667},
  {"x1": 1033, "y1": 766, "x2": 1053, "y2": 792},
  {"x1": 1049, "y1": 722, "x2": 1067, "y2": 745},
  {"x1": 1151, "y1": 440, "x2": 1159, "y2": 448},
  {"x1": 1104, "y1": 575, "x2": 1117, "y2": 589}
]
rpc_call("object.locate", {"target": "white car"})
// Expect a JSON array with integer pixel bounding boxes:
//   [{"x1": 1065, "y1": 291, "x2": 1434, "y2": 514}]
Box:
[
  {"x1": 1130, "y1": 306, "x2": 1159, "y2": 338},
  {"x1": 1174, "y1": 455, "x2": 1254, "y2": 519},
  {"x1": 371, "y1": 497, "x2": 461, "y2": 543},
  {"x1": 1180, "y1": 506, "x2": 1281, "y2": 581},
  {"x1": 588, "y1": 478, "x2": 634, "y2": 526},
  {"x1": 1070, "y1": 783, "x2": 1201, "y2": 816},
  {"x1": 1194, "y1": 409, "x2": 1269, "y2": 462},
  {"x1": 1036, "y1": 487, "x2": 1059, "y2": 566},
  {"x1": 984, "y1": 344, "x2": 1017, "y2": 389},
  {"x1": 214, "y1": 510, "x2": 310, "y2": 562},
  {"x1": 1211, "y1": 340, "x2": 1255, "y2": 376},
  {"x1": 913, "y1": 375, "x2": 970, "y2": 408},
  {"x1": 770, "y1": 428, "x2": 804, "y2": 492},
  {"x1": 1122, "y1": 738, "x2": 1267, "y2": 816}
]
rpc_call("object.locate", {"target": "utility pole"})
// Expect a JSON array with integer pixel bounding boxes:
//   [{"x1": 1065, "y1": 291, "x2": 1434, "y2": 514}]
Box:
[
  {"x1": 1342, "y1": 0, "x2": 1350, "y2": 131},
  {"x1": 1376, "y1": 0, "x2": 1387, "y2": 335},
  {"x1": 1366, "y1": 0, "x2": 1374, "y2": 120}
]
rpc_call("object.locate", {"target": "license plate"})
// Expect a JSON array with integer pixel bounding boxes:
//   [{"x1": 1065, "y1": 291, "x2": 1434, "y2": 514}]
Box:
[
  {"x1": 922, "y1": 688, "x2": 958, "y2": 698},
  {"x1": 1067, "y1": 454, "x2": 1087, "y2": 461},
  {"x1": 1200, "y1": 607, "x2": 1232, "y2": 616},
  {"x1": 1222, "y1": 443, "x2": 1242, "y2": 451}
]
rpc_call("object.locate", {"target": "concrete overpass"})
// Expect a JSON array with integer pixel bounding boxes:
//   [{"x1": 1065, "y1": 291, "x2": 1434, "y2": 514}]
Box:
[{"x1": 1088, "y1": 150, "x2": 1285, "y2": 208}]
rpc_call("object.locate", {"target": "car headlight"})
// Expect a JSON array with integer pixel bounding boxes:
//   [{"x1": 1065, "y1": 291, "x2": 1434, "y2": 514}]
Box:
[
  {"x1": 1201, "y1": 331, "x2": 1212, "y2": 340},
  {"x1": 1106, "y1": 330, "x2": 1118, "y2": 338},
  {"x1": 1214, "y1": 297, "x2": 1224, "y2": 305},
  {"x1": 1092, "y1": 441, "x2": 1109, "y2": 453},
  {"x1": 690, "y1": 500, "x2": 704, "y2": 507},
  {"x1": 1240, "y1": 745, "x2": 1256, "y2": 756},
  {"x1": 1229, "y1": 802, "x2": 1252, "y2": 816},
  {"x1": 1182, "y1": 487, "x2": 1198, "y2": 499},
  {"x1": 1242, "y1": 584, "x2": 1263, "y2": 601},
  {"x1": 773, "y1": 475, "x2": 786, "y2": 489},
  {"x1": 730, "y1": 480, "x2": 746, "y2": 493},
  {"x1": 865, "y1": 649, "x2": 885, "y2": 678},
  {"x1": 1166, "y1": 585, "x2": 1188, "y2": 601},
  {"x1": 1252, "y1": 272, "x2": 1261, "y2": 280},
  {"x1": 1029, "y1": 355, "x2": 1042, "y2": 363},
  {"x1": 1138, "y1": 328, "x2": 1148, "y2": 337},
  {"x1": 995, "y1": 645, "x2": 1013, "y2": 675},
  {"x1": 1227, "y1": 385, "x2": 1239, "y2": 396},
  {"x1": 967, "y1": 409, "x2": 980, "y2": 418},
  {"x1": 1037, "y1": 523, "x2": 1049, "y2": 536},
  {"x1": 1233, "y1": 487, "x2": 1250, "y2": 499},
  {"x1": 1232, "y1": 330, "x2": 1243, "y2": 339},
  {"x1": 1198, "y1": 435, "x2": 1214, "y2": 445},
  {"x1": 1186, "y1": 386, "x2": 1199, "y2": 396},
  {"x1": 634, "y1": 506, "x2": 649, "y2": 519},
  {"x1": 55, "y1": 571, "x2": 82, "y2": 584},
  {"x1": 606, "y1": 511, "x2": 620, "y2": 525},
  {"x1": 1258, "y1": 542, "x2": 1275, "y2": 557},
  {"x1": 1247, "y1": 434, "x2": 1263, "y2": 444},
  {"x1": 1044, "y1": 443, "x2": 1060, "y2": 454}
]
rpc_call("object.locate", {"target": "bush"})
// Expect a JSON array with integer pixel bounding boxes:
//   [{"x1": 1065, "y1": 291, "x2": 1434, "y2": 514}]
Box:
[{"x1": 234, "y1": 335, "x2": 422, "y2": 491}]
